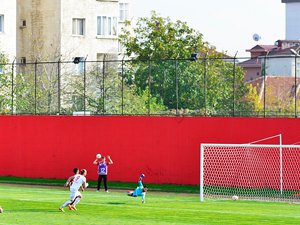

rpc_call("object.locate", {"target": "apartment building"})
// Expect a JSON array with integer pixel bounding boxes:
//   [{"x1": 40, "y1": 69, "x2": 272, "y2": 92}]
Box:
[
  {"x1": 282, "y1": 0, "x2": 300, "y2": 40},
  {"x1": 0, "y1": 0, "x2": 135, "y2": 113},
  {"x1": 0, "y1": 0, "x2": 17, "y2": 63},
  {"x1": 16, "y1": 0, "x2": 135, "y2": 64}
]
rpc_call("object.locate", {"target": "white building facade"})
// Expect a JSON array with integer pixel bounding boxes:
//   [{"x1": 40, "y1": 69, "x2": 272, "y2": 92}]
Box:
[
  {"x1": 0, "y1": 0, "x2": 17, "y2": 63},
  {"x1": 282, "y1": 0, "x2": 300, "y2": 40},
  {"x1": 0, "y1": 0, "x2": 135, "y2": 114},
  {"x1": 264, "y1": 56, "x2": 300, "y2": 76},
  {"x1": 16, "y1": 0, "x2": 135, "y2": 63}
]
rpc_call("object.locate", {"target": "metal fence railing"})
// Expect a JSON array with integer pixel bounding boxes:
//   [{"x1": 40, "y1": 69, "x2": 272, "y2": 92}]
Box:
[{"x1": 0, "y1": 56, "x2": 299, "y2": 117}]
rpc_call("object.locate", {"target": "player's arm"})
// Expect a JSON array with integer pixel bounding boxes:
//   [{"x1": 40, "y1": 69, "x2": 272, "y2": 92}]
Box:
[
  {"x1": 81, "y1": 181, "x2": 88, "y2": 191},
  {"x1": 64, "y1": 175, "x2": 75, "y2": 187},
  {"x1": 138, "y1": 174, "x2": 145, "y2": 184},
  {"x1": 79, "y1": 180, "x2": 87, "y2": 191},
  {"x1": 137, "y1": 179, "x2": 144, "y2": 189},
  {"x1": 93, "y1": 159, "x2": 98, "y2": 165},
  {"x1": 107, "y1": 155, "x2": 113, "y2": 164},
  {"x1": 80, "y1": 184, "x2": 85, "y2": 191}
]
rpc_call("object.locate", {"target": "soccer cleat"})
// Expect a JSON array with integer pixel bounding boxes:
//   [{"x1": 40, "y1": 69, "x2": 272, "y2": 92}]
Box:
[
  {"x1": 105, "y1": 190, "x2": 109, "y2": 193},
  {"x1": 70, "y1": 205, "x2": 77, "y2": 211},
  {"x1": 59, "y1": 207, "x2": 65, "y2": 212}
]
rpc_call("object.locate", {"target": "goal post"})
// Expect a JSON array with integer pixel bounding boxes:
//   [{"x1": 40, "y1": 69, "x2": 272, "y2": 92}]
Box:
[{"x1": 200, "y1": 143, "x2": 300, "y2": 202}]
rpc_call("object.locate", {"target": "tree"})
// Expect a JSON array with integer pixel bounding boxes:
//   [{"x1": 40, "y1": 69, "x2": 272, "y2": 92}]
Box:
[
  {"x1": 0, "y1": 51, "x2": 11, "y2": 114},
  {"x1": 62, "y1": 60, "x2": 165, "y2": 115},
  {"x1": 0, "y1": 51, "x2": 34, "y2": 114},
  {"x1": 119, "y1": 12, "x2": 257, "y2": 115},
  {"x1": 119, "y1": 11, "x2": 208, "y2": 60}
]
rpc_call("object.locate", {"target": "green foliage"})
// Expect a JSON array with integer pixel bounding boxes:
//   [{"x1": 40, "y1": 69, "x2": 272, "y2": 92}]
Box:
[
  {"x1": 0, "y1": 77, "x2": 12, "y2": 114},
  {"x1": 119, "y1": 11, "x2": 208, "y2": 60},
  {"x1": 0, "y1": 52, "x2": 11, "y2": 114},
  {"x1": 120, "y1": 12, "x2": 257, "y2": 115},
  {"x1": 264, "y1": 85, "x2": 297, "y2": 117},
  {"x1": 239, "y1": 84, "x2": 263, "y2": 116},
  {"x1": 13, "y1": 64, "x2": 59, "y2": 115},
  {"x1": 61, "y1": 62, "x2": 165, "y2": 115},
  {"x1": 0, "y1": 54, "x2": 29, "y2": 115}
]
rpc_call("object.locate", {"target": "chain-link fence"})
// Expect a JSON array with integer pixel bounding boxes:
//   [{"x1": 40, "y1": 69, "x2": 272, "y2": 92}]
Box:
[{"x1": 0, "y1": 56, "x2": 299, "y2": 117}]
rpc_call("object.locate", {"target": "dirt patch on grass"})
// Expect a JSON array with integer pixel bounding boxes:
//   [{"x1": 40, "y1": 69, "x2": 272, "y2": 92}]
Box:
[{"x1": 0, "y1": 183, "x2": 199, "y2": 197}]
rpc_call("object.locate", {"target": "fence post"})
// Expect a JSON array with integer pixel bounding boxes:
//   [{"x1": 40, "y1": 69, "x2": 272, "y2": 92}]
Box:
[
  {"x1": 232, "y1": 52, "x2": 238, "y2": 117},
  {"x1": 175, "y1": 59, "x2": 178, "y2": 115},
  {"x1": 83, "y1": 56, "x2": 87, "y2": 115},
  {"x1": 121, "y1": 56, "x2": 125, "y2": 115},
  {"x1": 57, "y1": 58, "x2": 61, "y2": 114},
  {"x1": 34, "y1": 60, "x2": 37, "y2": 115},
  {"x1": 11, "y1": 58, "x2": 15, "y2": 115},
  {"x1": 204, "y1": 54, "x2": 207, "y2": 116},
  {"x1": 148, "y1": 60, "x2": 152, "y2": 116},
  {"x1": 294, "y1": 55, "x2": 297, "y2": 118},
  {"x1": 263, "y1": 53, "x2": 268, "y2": 117},
  {"x1": 102, "y1": 55, "x2": 106, "y2": 114}
]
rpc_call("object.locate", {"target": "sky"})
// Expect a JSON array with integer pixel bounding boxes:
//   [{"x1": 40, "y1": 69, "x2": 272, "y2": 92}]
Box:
[{"x1": 135, "y1": 0, "x2": 286, "y2": 57}]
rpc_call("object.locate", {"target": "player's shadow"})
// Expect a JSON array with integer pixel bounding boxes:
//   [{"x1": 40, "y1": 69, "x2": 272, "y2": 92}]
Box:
[{"x1": 105, "y1": 202, "x2": 126, "y2": 205}]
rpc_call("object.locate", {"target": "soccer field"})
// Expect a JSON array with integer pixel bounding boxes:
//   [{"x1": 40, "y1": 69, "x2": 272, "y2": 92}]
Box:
[{"x1": 0, "y1": 185, "x2": 300, "y2": 225}]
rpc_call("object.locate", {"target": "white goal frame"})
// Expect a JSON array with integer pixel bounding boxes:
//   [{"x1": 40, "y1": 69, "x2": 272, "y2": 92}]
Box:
[{"x1": 200, "y1": 143, "x2": 300, "y2": 202}]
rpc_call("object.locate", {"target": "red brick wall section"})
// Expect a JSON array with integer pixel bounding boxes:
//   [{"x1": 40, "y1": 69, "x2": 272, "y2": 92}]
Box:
[{"x1": 0, "y1": 116, "x2": 300, "y2": 186}]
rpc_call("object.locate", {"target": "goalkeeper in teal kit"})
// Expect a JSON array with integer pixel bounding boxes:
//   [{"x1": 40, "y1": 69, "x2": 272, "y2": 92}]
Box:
[{"x1": 127, "y1": 174, "x2": 148, "y2": 203}]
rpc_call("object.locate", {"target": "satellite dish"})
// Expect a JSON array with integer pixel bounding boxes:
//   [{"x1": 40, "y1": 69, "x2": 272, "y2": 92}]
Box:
[{"x1": 253, "y1": 33, "x2": 261, "y2": 42}]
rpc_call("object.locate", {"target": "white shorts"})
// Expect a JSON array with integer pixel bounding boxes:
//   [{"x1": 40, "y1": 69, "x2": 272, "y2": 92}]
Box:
[{"x1": 70, "y1": 188, "x2": 81, "y2": 201}]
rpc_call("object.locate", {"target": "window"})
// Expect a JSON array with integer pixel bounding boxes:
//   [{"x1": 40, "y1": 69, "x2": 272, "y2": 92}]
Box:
[
  {"x1": 20, "y1": 57, "x2": 26, "y2": 64},
  {"x1": 119, "y1": 3, "x2": 129, "y2": 21},
  {"x1": 97, "y1": 16, "x2": 117, "y2": 36},
  {"x1": 0, "y1": 15, "x2": 4, "y2": 33},
  {"x1": 72, "y1": 18, "x2": 85, "y2": 36},
  {"x1": 20, "y1": 19, "x2": 26, "y2": 28},
  {"x1": 73, "y1": 57, "x2": 85, "y2": 75}
]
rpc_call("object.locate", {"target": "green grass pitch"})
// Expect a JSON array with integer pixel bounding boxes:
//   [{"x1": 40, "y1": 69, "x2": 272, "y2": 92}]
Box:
[{"x1": 1, "y1": 184, "x2": 300, "y2": 225}]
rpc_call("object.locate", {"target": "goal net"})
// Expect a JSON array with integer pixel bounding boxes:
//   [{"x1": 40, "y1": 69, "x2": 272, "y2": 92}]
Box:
[{"x1": 200, "y1": 143, "x2": 300, "y2": 202}]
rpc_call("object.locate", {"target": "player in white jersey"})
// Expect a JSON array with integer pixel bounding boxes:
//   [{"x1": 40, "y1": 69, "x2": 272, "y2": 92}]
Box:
[{"x1": 59, "y1": 169, "x2": 88, "y2": 212}]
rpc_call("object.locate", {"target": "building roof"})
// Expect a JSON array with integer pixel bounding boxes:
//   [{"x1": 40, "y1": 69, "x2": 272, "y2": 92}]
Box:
[
  {"x1": 238, "y1": 58, "x2": 261, "y2": 67},
  {"x1": 282, "y1": 0, "x2": 300, "y2": 3},
  {"x1": 266, "y1": 45, "x2": 300, "y2": 56},
  {"x1": 246, "y1": 45, "x2": 278, "y2": 53}
]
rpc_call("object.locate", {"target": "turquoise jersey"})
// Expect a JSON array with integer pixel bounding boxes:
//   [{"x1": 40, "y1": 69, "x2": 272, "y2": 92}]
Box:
[{"x1": 132, "y1": 181, "x2": 146, "y2": 200}]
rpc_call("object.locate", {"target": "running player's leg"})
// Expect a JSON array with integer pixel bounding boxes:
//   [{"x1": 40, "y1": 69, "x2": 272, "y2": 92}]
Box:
[
  {"x1": 60, "y1": 189, "x2": 76, "y2": 211},
  {"x1": 70, "y1": 192, "x2": 82, "y2": 209}
]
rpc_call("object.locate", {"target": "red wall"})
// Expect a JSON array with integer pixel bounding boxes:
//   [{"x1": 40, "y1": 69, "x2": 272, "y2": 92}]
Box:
[{"x1": 0, "y1": 116, "x2": 300, "y2": 185}]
